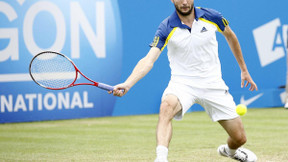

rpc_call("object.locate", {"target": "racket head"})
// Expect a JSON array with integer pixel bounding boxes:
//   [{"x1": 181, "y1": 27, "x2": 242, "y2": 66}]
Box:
[{"x1": 29, "y1": 51, "x2": 78, "y2": 90}]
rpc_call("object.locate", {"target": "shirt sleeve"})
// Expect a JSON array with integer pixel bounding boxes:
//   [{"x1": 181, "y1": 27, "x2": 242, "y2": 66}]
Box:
[
  {"x1": 201, "y1": 8, "x2": 229, "y2": 32},
  {"x1": 214, "y1": 13, "x2": 229, "y2": 32},
  {"x1": 149, "y1": 19, "x2": 170, "y2": 50}
]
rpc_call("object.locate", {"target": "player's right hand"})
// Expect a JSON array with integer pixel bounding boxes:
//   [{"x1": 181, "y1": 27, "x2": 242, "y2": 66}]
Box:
[{"x1": 109, "y1": 83, "x2": 129, "y2": 97}]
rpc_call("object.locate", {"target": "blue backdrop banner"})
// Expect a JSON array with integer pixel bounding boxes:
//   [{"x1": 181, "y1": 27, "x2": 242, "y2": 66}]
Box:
[
  {"x1": 0, "y1": 0, "x2": 286, "y2": 123},
  {"x1": 0, "y1": 0, "x2": 122, "y2": 123}
]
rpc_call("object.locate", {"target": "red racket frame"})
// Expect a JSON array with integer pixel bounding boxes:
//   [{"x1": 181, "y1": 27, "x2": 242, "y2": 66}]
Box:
[{"x1": 29, "y1": 51, "x2": 114, "y2": 91}]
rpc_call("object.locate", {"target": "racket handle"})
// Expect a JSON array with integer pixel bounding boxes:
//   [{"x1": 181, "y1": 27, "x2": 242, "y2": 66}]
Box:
[
  {"x1": 98, "y1": 83, "x2": 125, "y2": 93},
  {"x1": 98, "y1": 83, "x2": 114, "y2": 91}
]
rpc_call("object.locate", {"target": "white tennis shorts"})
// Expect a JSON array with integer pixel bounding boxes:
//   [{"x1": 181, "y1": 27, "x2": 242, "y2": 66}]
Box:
[{"x1": 162, "y1": 81, "x2": 239, "y2": 122}]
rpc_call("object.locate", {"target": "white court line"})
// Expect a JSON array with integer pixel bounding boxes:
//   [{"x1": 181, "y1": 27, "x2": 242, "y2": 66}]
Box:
[{"x1": 0, "y1": 73, "x2": 79, "y2": 82}]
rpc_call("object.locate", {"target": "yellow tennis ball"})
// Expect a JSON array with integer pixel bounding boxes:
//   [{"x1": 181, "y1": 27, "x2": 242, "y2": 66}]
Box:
[{"x1": 236, "y1": 104, "x2": 247, "y2": 116}]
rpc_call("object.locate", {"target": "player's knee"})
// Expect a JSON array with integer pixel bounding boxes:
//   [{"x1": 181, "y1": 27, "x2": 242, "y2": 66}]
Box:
[
  {"x1": 159, "y1": 96, "x2": 179, "y2": 120},
  {"x1": 234, "y1": 133, "x2": 247, "y2": 146},
  {"x1": 159, "y1": 101, "x2": 175, "y2": 120},
  {"x1": 240, "y1": 135, "x2": 247, "y2": 145}
]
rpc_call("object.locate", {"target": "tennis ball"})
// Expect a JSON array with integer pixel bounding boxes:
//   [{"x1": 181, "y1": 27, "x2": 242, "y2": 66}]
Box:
[{"x1": 236, "y1": 104, "x2": 247, "y2": 116}]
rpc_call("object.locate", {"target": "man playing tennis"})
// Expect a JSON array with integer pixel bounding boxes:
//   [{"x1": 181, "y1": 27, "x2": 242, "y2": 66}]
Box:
[{"x1": 112, "y1": 0, "x2": 258, "y2": 161}]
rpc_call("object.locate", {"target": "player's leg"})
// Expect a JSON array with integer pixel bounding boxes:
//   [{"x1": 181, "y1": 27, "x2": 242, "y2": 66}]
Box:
[
  {"x1": 155, "y1": 94, "x2": 182, "y2": 162},
  {"x1": 217, "y1": 118, "x2": 257, "y2": 161},
  {"x1": 157, "y1": 94, "x2": 182, "y2": 147},
  {"x1": 200, "y1": 88, "x2": 257, "y2": 161},
  {"x1": 218, "y1": 117, "x2": 246, "y2": 150},
  {"x1": 155, "y1": 81, "x2": 195, "y2": 162}
]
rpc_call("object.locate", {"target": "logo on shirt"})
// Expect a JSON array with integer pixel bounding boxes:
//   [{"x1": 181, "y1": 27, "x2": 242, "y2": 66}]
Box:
[
  {"x1": 200, "y1": 27, "x2": 208, "y2": 33},
  {"x1": 253, "y1": 18, "x2": 288, "y2": 67}
]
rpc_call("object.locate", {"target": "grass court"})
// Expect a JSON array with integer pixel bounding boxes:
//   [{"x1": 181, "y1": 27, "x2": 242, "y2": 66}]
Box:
[{"x1": 0, "y1": 108, "x2": 287, "y2": 161}]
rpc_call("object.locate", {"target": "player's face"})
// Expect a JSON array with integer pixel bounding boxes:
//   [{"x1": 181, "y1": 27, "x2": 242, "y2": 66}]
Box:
[{"x1": 172, "y1": 0, "x2": 194, "y2": 16}]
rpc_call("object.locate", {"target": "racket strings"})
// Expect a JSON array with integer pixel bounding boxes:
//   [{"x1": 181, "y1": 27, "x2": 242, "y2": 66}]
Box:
[{"x1": 30, "y1": 52, "x2": 76, "y2": 89}]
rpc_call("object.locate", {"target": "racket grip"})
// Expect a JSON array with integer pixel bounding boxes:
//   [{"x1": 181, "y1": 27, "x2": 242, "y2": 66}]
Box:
[
  {"x1": 98, "y1": 83, "x2": 114, "y2": 91},
  {"x1": 98, "y1": 83, "x2": 125, "y2": 93}
]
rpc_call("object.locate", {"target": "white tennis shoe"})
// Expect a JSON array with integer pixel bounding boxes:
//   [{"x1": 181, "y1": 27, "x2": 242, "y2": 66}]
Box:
[
  {"x1": 154, "y1": 157, "x2": 168, "y2": 162},
  {"x1": 284, "y1": 102, "x2": 288, "y2": 109},
  {"x1": 217, "y1": 144, "x2": 257, "y2": 162}
]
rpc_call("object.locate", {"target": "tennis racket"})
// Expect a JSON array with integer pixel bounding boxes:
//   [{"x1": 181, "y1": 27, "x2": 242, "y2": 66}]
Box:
[{"x1": 29, "y1": 51, "x2": 115, "y2": 91}]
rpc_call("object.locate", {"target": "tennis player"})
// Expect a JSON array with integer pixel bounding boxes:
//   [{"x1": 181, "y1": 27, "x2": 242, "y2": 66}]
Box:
[{"x1": 113, "y1": 0, "x2": 258, "y2": 161}]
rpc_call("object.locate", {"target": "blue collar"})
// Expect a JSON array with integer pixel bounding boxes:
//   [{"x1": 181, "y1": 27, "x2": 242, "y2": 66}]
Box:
[{"x1": 169, "y1": 7, "x2": 205, "y2": 29}]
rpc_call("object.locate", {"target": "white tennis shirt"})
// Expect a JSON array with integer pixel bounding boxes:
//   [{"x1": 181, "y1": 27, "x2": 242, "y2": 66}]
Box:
[{"x1": 150, "y1": 7, "x2": 230, "y2": 89}]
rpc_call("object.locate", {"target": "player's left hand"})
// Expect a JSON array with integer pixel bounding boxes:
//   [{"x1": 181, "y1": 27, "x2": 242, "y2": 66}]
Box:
[{"x1": 241, "y1": 71, "x2": 258, "y2": 91}]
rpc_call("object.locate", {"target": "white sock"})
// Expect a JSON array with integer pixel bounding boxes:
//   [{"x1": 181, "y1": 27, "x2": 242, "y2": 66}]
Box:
[
  {"x1": 156, "y1": 145, "x2": 168, "y2": 160},
  {"x1": 225, "y1": 144, "x2": 237, "y2": 156}
]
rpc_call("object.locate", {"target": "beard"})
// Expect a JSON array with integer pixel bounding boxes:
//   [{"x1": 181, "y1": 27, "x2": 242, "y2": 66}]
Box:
[{"x1": 174, "y1": 3, "x2": 194, "y2": 16}]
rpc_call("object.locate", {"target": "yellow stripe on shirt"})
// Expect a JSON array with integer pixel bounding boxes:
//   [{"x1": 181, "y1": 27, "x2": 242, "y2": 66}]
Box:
[
  {"x1": 151, "y1": 36, "x2": 159, "y2": 47},
  {"x1": 222, "y1": 18, "x2": 229, "y2": 26},
  {"x1": 199, "y1": 18, "x2": 222, "y2": 32},
  {"x1": 161, "y1": 27, "x2": 177, "y2": 51}
]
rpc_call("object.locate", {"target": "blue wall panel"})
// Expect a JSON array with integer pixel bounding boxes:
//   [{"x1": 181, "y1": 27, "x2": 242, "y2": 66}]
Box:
[{"x1": 0, "y1": 0, "x2": 286, "y2": 123}]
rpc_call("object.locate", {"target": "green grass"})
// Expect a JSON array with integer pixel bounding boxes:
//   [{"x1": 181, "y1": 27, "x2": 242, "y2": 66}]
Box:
[{"x1": 0, "y1": 108, "x2": 288, "y2": 161}]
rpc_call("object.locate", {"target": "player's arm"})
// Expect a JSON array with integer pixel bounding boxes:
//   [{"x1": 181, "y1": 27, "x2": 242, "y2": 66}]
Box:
[
  {"x1": 112, "y1": 47, "x2": 162, "y2": 97},
  {"x1": 222, "y1": 25, "x2": 258, "y2": 91}
]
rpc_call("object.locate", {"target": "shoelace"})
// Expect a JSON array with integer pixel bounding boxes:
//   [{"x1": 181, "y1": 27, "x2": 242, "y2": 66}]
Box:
[{"x1": 233, "y1": 150, "x2": 248, "y2": 162}]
